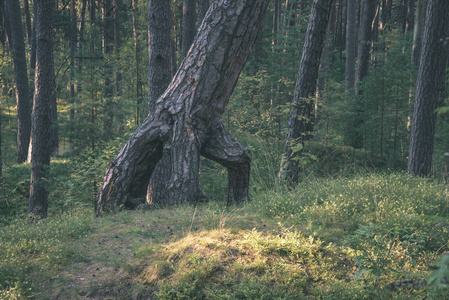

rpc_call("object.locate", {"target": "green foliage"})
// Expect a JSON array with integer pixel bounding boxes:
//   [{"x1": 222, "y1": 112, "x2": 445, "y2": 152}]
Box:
[{"x1": 0, "y1": 215, "x2": 92, "y2": 298}]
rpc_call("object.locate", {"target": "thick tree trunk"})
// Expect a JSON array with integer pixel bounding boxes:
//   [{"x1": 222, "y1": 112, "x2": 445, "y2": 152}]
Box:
[
  {"x1": 97, "y1": 0, "x2": 269, "y2": 213},
  {"x1": 181, "y1": 0, "x2": 196, "y2": 60},
  {"x1": 146, "y1": 0, "x2": 175, "y2": 206},
  {"x1": 281, "y1": 0, "x2": 334, "y2": 187},
  {"x1": 6, "y1": 0, "x2": 32, "y2": 164},
  {"x1": 28, "y1": 0, "x2": 55, "y2": 220},
  {"x1": 407, "y1": 0, "x2": 449, "y2": 176}
]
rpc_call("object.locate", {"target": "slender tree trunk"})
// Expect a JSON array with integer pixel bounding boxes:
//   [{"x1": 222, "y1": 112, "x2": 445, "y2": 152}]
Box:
[
  {"x1": 181, "y1": 0, "x2": 196, "y2": 60},
  {"x1": 405, "y1": 0, "x2": 415, "y2": 34},
  {"x1": 0, "y1": 0, "x2": 5, "y2": 46},
  {"x1": 103, "y1": 0, "x2": 114, "y2": 137},
  {"x1": 114, "y1": 0, "x2": 121, "y2": 97},
  {"x1": 344, "y1": 0, "x2": 357, "y2": 145},
  {"x1": 380, "y1": 0, "x2": 392, "y2": 30},
  {"x1": 28, "y1": 0, "x2": 55, "y2": 220},
  {"x1": 69, "y1": 0, "x2": 76, "y2": 143},
  {"x1": 407, "y1": 0, "x2": 449, "y2": 176},
  {"x1": 356, "y1": 0, "x2": 379, "y2": 84},
  {"x1": 97, "y1": 0, "x2": 269, "y2": 212},
  {"x1": 132, "y1": 0, "x2": 143, "y2": 124},
  {"x1": 281, "y1": 0, "x2": 334, "y2": 187},
  {"x1": 30, "y1": 0, "x2": 37, "y2": 70},
  {"x1": 23, "y1": 0, "x2": 32, "y2": 44},
  {"x1": 6, "y1": 0, "x2": 32, "y2": 164},
  {"x1": 77, "y1": 0, "x2": 87, "y2": 92},
  {"x1": 350, "y1": 0, "x2": 379, "y2": 149},
  {"x1": 411, "y1": 0, "x2": 426, "y2": 67}
]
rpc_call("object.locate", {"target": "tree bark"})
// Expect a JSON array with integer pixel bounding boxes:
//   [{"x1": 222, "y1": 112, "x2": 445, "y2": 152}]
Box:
[
  {"x1": 5, "y1": 0, "x2": 32, "y2": 164},
  {"x1": 197, "y1": 0, "x2": 209, "y2": 25},
  {"x1": 69, "y1": 0, "x2": 76, "y2": 142},
  {"x1": 97, "y1": 0, "x2": 269, "y2": 213},
  {"x1": 356, "y1": 0, "x2": 379, "y2": 84},
  {"x1": 407, "y1": 0, "x2": 449, "y2": 176},
  {"x1": 132, "y1": 0, "x2": 143, "y2": 124},
  {"x1": 181, "y1": 0, "x2": 196, "y2": 60},
  {"x1": 146, "y1": 0, "x2": 175, "y2": 206},
  {"x1": 28, "y1": 0, "x2": 55, "y2": 220},
  {"x1": 411, "y1": 0, "x2": 426, "y2": 67},
  {"x1": 281, "y1": 0, "x2": 334, "y2": 187},
  {"x1": 23, "y1": 0, "x2": 32, "y2": 44}
]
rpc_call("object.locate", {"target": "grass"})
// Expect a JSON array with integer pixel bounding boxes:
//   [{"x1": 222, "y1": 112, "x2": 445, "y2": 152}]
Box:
[{"x1": 1, "y1": 171, "x2": 449, "y2": 299}]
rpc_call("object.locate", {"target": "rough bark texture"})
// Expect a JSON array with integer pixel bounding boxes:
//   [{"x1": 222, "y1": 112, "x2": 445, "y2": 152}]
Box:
[
  {"x1": 147, "y1": 0, "x2": 174, "y2": 206},
  {"x1": 181, "y1": 0, "x2": 196, "y2": 60},
  {"x1": 407, "y1": 0, "x2": 449, "y2": 176},
  {"x1": 6, "y1": 0, "x2": 32, "y2": 164},
  {"x1": 28, "y1": 0, "x2": 55, "y2": 219},
  {"x1": 281, "y1": 0, "x2": 334, "y2": 187},
  {"x1": 97, "y1": 0, "x2": 269, "y2": 213}
]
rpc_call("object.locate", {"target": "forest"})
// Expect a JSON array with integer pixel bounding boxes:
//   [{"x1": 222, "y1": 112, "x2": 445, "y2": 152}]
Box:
[{"x1": 1, "y1": 0, "x2": 449, "y2": 298}]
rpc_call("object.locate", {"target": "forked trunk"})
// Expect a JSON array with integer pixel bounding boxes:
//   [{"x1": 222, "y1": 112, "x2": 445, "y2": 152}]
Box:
[{"x1": 96, "y1": 0, "x2": 269, "y2": 213}]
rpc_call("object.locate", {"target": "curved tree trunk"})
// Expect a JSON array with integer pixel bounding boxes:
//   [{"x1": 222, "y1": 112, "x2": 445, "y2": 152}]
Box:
[
  {"x1": 281, "y1": 0, "x2": 334, "y2": 187},
  {"x1": 97, "y1": 0, "x2": 269, "y2": 213},
  {"x1": 407, "y1": 0, "x2": 449, "y2": 176},
  {"x1": 5, "y1": 0, "x2": 32, "y2": 164}
]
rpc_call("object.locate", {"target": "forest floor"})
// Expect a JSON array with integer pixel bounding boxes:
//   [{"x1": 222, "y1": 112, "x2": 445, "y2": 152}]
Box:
[{"x1": 2, "y1": 172, "x2": 449, "y2": 299}]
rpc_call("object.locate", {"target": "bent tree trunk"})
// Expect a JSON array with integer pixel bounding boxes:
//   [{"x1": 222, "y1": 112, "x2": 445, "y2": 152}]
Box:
[{"x1": 96, "y1": 0, "x2": 269, "y2": 213}]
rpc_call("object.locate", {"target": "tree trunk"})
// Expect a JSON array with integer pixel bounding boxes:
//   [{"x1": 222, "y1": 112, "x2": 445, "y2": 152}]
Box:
[
  {"x1": 5, "y1": 0, "x2": 32, "y2": 164},
  {"x1": 405, "y1": 0, "x2": 415, "y2": 34},
  {"x1": 181, "y1": 0, "x2": 196, "y2": 60},
  {"x1": 96, "y1": 0, "x2": 269, "y2": 213},
  {"x1": 411, "y1": 0, "x2": 426, "y2": 67},
  {"x1": 103, "y1": 0, "x2": 114, "y2": 137},
  {"x1": 28, "y1": 0, "x2": 55, "y2": 220},
  {"x1": 132, "y1": 0, "x2": 143, "y2": 124},
  {"x1": 30, "y1": 0, "x2": 37, "y2": 70},
  {"x1": 407, "y1": 0, "x2": 449, "y2": 176},
  {"x1": 344, "y1": 0, "x2": 357, "y2": 146},
  {"x1": 114, "y1": 0, "x2": 121, "y2": 97},
  {"x1": 356, "y1": 0, "x2": 379, "y2": 84},
  {"x1": 147, "y1": 0, "x2": 171, "y2": 115},
  {"x1": 146, "y1": 0, "x2": 175, "y2": 206},
  {"x1": 280, "y1": 0, "x2": 334, "y2": 187},
  {"x1": 197, "y1": 0, "x2": 209, "y2": 25},
  {"x1": 350, "y1": 0, "x2": 379, "y2": 149},
  {"x1": 23, "y1": 0, "x2": 32, "y2": 44},
  {"x1": 69, "y1": 0, "x2": 76, "y2": 143}
]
